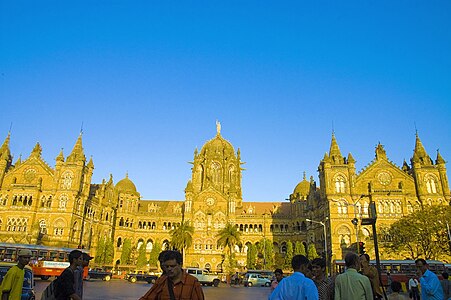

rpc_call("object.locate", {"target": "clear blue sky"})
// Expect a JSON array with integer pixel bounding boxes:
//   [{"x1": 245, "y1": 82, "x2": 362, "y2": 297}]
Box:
[{"x1": 1, "y1": 1, "x2": 450, "y2": 202}]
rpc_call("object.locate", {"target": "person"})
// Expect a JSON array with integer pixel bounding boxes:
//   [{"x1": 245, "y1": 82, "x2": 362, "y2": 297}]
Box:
[
  {"x1": 74, "y1": 253, "x2": 93, "y2": 299},
  {"x1": 0, "y1": 249, "x2": 32, "y2": 300},
  {"x1": 269, "y1": 255, "x2": 318, "y2": 300},
  {"x1": 387, "y1": 272, "x2": 393, "y2": 294},
  {"x1": 387, "y1": 281, "x2": 409, "y2": 300},
  {"x1": 139, "y1": 250, "x2": 204, "y2": 300},
  {"x1": 440, "y1": 272, "x2": 450, "y2": 300},
  {"x1": 360, "y1": 254, "x2": 383, "y2": 299},
  {"x1": 270, "y1": 269, "x2": 283, "y2": 292},
  {"x1": 311, "y1": 257, "x2": 333, "y2": 300},
  {"x1": 335, "y1": 252, "x2": 373, "y2": 300},
  {"x1": 55, "y1": 249, "x2": 83, "y2": 300},
  {"x1": 415, "y1": 258, "x2": 444, "y2": 300},
  {"x1": 408, "y1": 275, "x2": 420, "y2": 300}
]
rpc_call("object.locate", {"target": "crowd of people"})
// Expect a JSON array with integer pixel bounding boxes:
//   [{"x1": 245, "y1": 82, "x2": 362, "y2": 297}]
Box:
[{"x1": 0, "y1": 248, "x2": 450, "y2": 299}]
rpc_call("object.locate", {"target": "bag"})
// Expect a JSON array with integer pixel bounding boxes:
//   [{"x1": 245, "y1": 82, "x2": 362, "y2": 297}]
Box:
[{"x1": 41, "y1": 278, "x2": 58, "y2": 300}]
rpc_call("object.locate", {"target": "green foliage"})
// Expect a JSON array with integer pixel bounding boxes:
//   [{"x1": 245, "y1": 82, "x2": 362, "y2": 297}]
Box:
[
  {"x1": 382, "y1": 205, "x2": 451, "y2": 260},
  {"x1": 216, "y1": 223, "x2": 241, "y2": 273},
  {"x1": 284, "y1": 241, "x2": 294, "y2": 269},
  {"x1": 136, "y1": 243, "x2": 148, "y2": 269},
  {"x1": 307, "y1": 243, "x2": 320, "y2": 259},
  {"x1": 256, "y1": 239, "x2": 274, "y2": 269},
  {"x1": 148, "y1": 241, "x2": 162, "y2": 268},
  {"x1": 170, "y1": 221, "x2": 194, "y2": 257},
  {"x1": 246, "y1": 244, "x2": 257, "y2": 270},
  {"x1": 120, "y1": 238, "x2": 132, "y2": 265},
  {"x1": 294, "y1": 241, "x2": 306, "y2": 256},
  {"x1": 94, "y1": 237, "x2": 105, "y2": 264},
  {"x1": 104, "y1": 237, "x2": 114, "y2": 265}
]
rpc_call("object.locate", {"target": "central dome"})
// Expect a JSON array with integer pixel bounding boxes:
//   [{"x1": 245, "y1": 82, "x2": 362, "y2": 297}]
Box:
[{"x1": 200, "y1": 134, "x2": 235, "y2": 156}]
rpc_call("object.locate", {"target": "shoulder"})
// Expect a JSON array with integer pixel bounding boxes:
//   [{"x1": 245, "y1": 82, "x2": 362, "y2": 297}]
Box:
[{"x1": 184, "y1": 273, "x2": 200, "y2": 284}]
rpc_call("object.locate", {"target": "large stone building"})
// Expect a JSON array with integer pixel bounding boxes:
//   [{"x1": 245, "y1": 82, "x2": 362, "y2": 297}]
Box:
[{"x1": 0, "y1": 125, "x2": 449, "y2": 271}]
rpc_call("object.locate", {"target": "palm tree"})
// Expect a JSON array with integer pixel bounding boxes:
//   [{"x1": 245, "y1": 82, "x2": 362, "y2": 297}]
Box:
[
  {"x1": 216, "y1": 222, "x2": 241, "y2": 272},
  {"x1": 170, "y1": 221, "x2": 194, "y2": 263}
]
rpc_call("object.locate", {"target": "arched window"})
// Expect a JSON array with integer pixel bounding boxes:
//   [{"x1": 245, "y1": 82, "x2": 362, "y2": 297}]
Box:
[
  {"x1": 211, "y1": 162, "x2": 221, "y2": 184},
  {"x1": 334, "y1": 175, "x2": 346, "y2": 193},
  {"x1": 117, "y1": 237, "x2": 122, "y2": 248},
  {"x1": 146, "y1": 240, "x2": 153, "y2": 251},
  {"x1": 425, "y1": 175, "x2": 438, "y2": 194},
  {"x1": 337, "y1": 225, "x2": 351, "y2": 246},
  {"x1": 59, "y1": 194, "x2": 68, "y2": 209}
]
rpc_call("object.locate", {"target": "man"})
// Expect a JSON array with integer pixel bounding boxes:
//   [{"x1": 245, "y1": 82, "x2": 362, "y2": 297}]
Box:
[
  {"x1": 0, "y1": 249, "x2": 32, "y2": 300},
  {"x1": 55, "y1": 249, "x2": 83, "y2": 300},
  {"x1": 74, "y1": 253, "x2": 93, "y2": 299},
  {"x1": 270, "y1": 269, "x2": 284, "y2": 292},
  {"x1": 311, "y1": 257, "x2": 333, "y2": 300},
  {"x1": 335, "y1": 252, "x2": 373, "y2": 300},
  {"x1": 415, "y1": 258, "x2": 444, "y2": 300},
  {"x1": 387, "y1": 281, "x2": 409, "y2": 300},
  {"x1": 269, "y1": 255, "x2": 318, "y2": 300},
  {"x1": 408, "y1": 275, "x2": 420, "y2": 300},
  {"x1": 440, "y1": 272, "x2": 450, "y2": 300},
  {"x1": 139, "y1": 250, "x2": 204, "y2": 300},
  {"x1": 360, "y1": 254, "x2": 383, "y2": 299}
]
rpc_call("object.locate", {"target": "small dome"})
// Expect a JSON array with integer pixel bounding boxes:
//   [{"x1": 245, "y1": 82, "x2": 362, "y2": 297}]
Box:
[
  {"x1": 116, "y1": 173, "x2": 137, "y2": 193},
  {"x1": 200, "y1": 134, "x2": 235, "y2": 157},
  {"x1": 293, "y1": 172, "x2": 310, "y2": 196}
]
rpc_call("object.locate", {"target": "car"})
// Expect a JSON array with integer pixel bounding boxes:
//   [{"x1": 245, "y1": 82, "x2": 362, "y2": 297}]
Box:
[
  {"x1": 0, "y1": 262, "x2": 35, "y2": 300},
  {"x1": 185, "y1": 268, "x2": 220, "y2": 287},
  {"x1": 125, "y1": 271, "x2": 159, "y2": 283},
  {"x1": 243, "y1": 273, "x2": 271, "y2": 287},
  {"x1": 87, "y1": 268, "x2": 112, "y2": 281}
]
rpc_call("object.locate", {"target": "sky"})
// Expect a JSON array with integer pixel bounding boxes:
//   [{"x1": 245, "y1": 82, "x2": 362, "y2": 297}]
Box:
[{"x1": 1, "y1": 1, "x2": 450, "y2": 202}]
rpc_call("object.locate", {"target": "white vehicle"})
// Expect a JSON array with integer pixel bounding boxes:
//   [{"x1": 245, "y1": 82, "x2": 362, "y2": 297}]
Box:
[
  {"x1": 185, "y1": 268, "x2": 220, "y2": 287},
  {"x1": 243, "y1": 273, "x2": 271, "y2": 287}
]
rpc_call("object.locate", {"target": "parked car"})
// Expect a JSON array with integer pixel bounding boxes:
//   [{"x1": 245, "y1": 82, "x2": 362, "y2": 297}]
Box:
[
  {"x1": 125, "y1": 271, "x2": 159, "y2": 283},
  {"x1": 185, "y1": 268, "x2": 220, "y2": 287},
  {"x1": 243, "y1": 273, "x2": 271, "y2": 287},
  {"x1": 87, "y1": 268, "x2": 112, "y2": 281},
  {"x1": 0, "y1": 262, "x2": 35, "y2": 300}
]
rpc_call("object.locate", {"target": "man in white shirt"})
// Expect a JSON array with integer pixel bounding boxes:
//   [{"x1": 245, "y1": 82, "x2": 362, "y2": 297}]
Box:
[{"x1": 408, "y1": 275, "x2": 420, "y2": 300}]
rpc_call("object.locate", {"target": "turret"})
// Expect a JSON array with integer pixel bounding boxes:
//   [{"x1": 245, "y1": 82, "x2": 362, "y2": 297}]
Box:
[{"x1": 0, "y1": 133, "x2": 12, "y2": 186}]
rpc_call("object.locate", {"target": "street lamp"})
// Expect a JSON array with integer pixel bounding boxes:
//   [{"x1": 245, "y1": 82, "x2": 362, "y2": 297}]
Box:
[{"x1": 306, "y1": 218, "x2": 328, "y2": 275}]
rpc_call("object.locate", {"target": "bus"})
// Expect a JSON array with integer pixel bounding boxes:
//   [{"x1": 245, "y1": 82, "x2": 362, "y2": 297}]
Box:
[
  {"x1": 0, "y1": 242, "x2": 89, "y2": 280},
  {"x1": 333, "y1": 259, "x2": 446, "y2": 286}
]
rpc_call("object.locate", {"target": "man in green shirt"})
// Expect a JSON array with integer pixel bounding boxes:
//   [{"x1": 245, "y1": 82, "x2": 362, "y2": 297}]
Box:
[
  {"x1": 0, "y1": 249, "x2": 32, "y2": 300},
  {"x1": 335, "y1": 252, "x2": 373, "y2": 300}
]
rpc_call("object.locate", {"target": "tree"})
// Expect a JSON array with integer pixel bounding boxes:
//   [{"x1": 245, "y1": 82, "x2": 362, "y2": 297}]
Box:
[
  {"x1": 284, "y1": 241, "x2": 294, "y2": 269},
  {"x1": 307, "y1": 243, "x2": 320, "y2": 259},
  {"x1": 246, "y1": 244, "x2": 257, "y2": 270},
  {"x1": 382, "y1": 205, "x2": 451, "y2": 260},
  {"x1": 256, "y1": 239, "x2": 274, "y2": 269},
  {"x1": 136, "y1": 244, "x2": 148, "y2": 269},
  {"x1": 149, "y1": 241, "x2": 162, "y2": 269},
  {"x1": 170, "y1": 221, "x2": 194, "y2": 262},
  {"x1": 94, "y1": 237, "x2": 106, "y2": 265},
  {"x1": 104, "y1": 237, "x2": 114, "y2": 265},
  {"x1": 216, "y1": 223, "x2": 241, "y2": 273},
  {"x1": 120, "y1": 238, "x2": 132, "y2": 265},
  {"x1": 294, "y1": 241, "x2": 306, "y2": 256}
]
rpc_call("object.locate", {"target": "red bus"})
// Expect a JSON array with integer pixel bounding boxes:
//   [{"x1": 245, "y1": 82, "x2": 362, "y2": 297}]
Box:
[
  {"x1": 0, "y1": 242, "x2": 89, "y2": 280},
  {"x1": 333, "y1": 259, "x2": 446, "y2": 286}
]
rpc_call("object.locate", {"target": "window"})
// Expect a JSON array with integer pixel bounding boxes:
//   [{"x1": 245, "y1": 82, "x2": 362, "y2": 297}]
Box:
[
  {"x1": 334, "y1": 175, "x2": 346, "y2": 193},
  {"x1": 59, "y1": 194, "x2": 68, "y2": 209},
  {"x1": 425, "y1": 175, "x2": 438, "y2": 194}
]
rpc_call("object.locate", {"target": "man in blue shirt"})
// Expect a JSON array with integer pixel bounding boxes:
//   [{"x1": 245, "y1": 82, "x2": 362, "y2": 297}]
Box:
[
  {"x1": 269, "y1": 255, "x2": 318, "y2": 300},
  {"x1": 415, "y1": 258, "x2": 444, "y2": 300}
]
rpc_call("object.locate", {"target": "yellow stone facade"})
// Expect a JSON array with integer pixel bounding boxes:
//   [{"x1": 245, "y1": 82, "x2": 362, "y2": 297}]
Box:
[{"x1": 0, "y1": 127, "x2": 449, "y2": 271}]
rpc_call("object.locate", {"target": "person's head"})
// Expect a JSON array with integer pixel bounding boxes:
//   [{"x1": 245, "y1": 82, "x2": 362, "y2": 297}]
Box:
[
  {"x1": 158, "y1": 250, "x2": 172, "y2": 274},
  {"x1": 69, "y1": 250, "x2": 83, "y2": 266},
  {"x1": 442, "y1": 272, "x2": 449, "y2": 280},
  {"x1": 291, "y1": 255, "x2": 310, "y2": 274},
  {"x1": 82, "y1": 253, "x2": 93, "y2": 268},
  {"x1": 311, "y1": 257, "x2": 326, "y2": 279},
  {"x1": 345, "y1": 252, "x2": 360, "y2": 270},
  {"x1": 359, "y1": 253, "x2": 370, "y2": 267},
  {"x1": 415, "y1": 258, "x2": 428, "y2": 275},
  {"x1": 160, "y1": 250, "x2": 183, "y2": 280},
  {"x1": 274, "y1": 269, "x2": 283, "y2": 282},
  {"x1": 17, "y1": 249, "x2": 32, "y2": 268},
  {"x1": 390, "y1": 281, "x2": 402, "y2": 293}
]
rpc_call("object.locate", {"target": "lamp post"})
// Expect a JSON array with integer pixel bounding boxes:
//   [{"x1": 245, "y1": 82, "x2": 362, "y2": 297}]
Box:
[{"x1": 306, "y1": 218, "x2": 328, "y2": 275}]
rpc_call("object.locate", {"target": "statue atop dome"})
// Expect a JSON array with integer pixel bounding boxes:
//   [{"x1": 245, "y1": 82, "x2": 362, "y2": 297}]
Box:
[{"x1": 216, "y1": 120, "x2": 221, "y2": 135}]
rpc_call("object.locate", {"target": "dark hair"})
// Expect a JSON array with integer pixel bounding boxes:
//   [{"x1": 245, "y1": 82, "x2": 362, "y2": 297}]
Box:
[
  {"x1": 345, "y1": 252, "x2": 359, "y2": 268},
  {"x1": 69, "y1": 250, "x2": 83, "y2": 263},
  {"x1": 274, "y1": 268, "x2": 283, "y2": 275},
  {"x1": 360, "y1": 253, "x2": 370, "y2": 262},
  {"x1": 390, "y1": 281, "x2": 402, "y2": 293},
  {"x1": 415, "y1": 258, "x2": 427, "y2": 266},
  {"x1": 158, "y1": 250, "x2": 172, "y2": 262},
  {"x1": 311, "y1": 257, "x2": 326, "y2": 269},
  {"x1": 442, "y1": 272, "x2": 449, "y2": 280},
  {"x1": 291, "y1": 255, "x2": 309, "y2": 270},
  {"x1": 160, "y1": 250, "x2": 183, "y2": 265}
]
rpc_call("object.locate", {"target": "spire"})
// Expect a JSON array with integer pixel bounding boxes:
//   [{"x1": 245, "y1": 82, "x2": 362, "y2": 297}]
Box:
[
  {"x1": 375, "y1": 142, "x2": 387, "y2": 160},
  {"x1": 303, "y1": 171, "x2": 306, "y2": 181},
  {"x1": 412, "y1": 133, "x2": 432, "y2": 165},
  {"x1": 329, "y1": 133, "x2": 343, "y2": 164},
  {"x1": 56, "y1": 148, "x2": 64, "y2": 162},
  {"x1": 87, "y1": 156, "x2": 94, "y2": 168},
  {"x1": 347, "y1": 152, "x2": 356, "y2": 164},
  {"x1": 216, "y1": 120, "x2": 221, "y2": 136},
  {"x1": 67, "y1": 133, "x2": 85, "y2": 162},
  {"x1": 436, "y1": 150, "x2": 445, "y2": 165},
  {"x1": 14, "y1": 154, "x2": 22, "y2": 165},
  {"x1": 30, "y1": 142, "x2": 42, "y2": 158},
  {"x1": 0, "y1": 132, "x2": 11, "y2": 160}
]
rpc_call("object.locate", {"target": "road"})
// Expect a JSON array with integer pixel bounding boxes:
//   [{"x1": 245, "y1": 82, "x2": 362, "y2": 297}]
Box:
[{"x1": 34, "y1": 279, "x2": 272, "y2": 300}]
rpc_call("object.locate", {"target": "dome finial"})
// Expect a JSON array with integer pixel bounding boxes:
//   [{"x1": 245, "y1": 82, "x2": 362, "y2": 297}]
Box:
[{"x1": 216, "y1": 120, "x2": 221, "y2": 135}]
